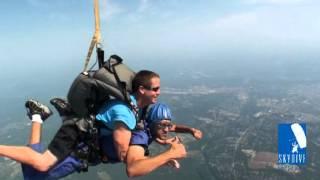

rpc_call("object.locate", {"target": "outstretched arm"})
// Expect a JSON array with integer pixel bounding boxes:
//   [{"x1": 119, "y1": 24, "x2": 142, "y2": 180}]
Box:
[
  {"x1": 170, "y1": 124, "x2": 202, "y2": 140},
  {"x1": 125, "y1": 137, "x2": 186, "y2": 177}
]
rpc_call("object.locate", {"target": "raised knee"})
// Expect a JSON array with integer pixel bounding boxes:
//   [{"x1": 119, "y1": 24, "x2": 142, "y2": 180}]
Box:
[
  {"x1": 34, "y1": 162, "x2": 51, "y2": 172},
  {"x1": 32, "y1": 151, "x2": 57, "y2": 172}
]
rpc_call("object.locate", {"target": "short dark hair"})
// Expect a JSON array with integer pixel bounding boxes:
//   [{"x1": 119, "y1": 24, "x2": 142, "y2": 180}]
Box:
[{"x1": 132, "y1": 70, "x2": 160, "y2": 93}]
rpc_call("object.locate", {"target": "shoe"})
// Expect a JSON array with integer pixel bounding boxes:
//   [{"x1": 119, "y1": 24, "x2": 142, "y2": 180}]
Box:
[
  {"x1": 50, "y1": 98, "x2": 73, "y2": 117},
  {"x1": 25, "y1": 99, "x2": 53, "y2": 121}
]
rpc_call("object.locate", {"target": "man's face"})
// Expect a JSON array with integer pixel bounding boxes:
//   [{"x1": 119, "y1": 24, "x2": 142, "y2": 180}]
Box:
[
  {"x1": 153, "y1": 120, "x2": 173, "y2": 140},
  {"x1": 142, "y1": 77, "x2": 160, "y2": 105}
]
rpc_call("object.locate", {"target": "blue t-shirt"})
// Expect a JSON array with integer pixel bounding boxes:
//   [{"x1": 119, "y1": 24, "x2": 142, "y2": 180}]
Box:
[
  {"x1": 97, "y1": 96, "x2": 154, "y2": 162},
  {"x1": 95, "y1": 95, "x2": 137, "y2": 130}
]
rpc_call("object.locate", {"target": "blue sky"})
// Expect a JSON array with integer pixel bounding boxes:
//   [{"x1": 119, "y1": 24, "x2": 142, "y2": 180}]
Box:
[{"x1": 1, "y1": 0, "x2": 320, "y2": 72}]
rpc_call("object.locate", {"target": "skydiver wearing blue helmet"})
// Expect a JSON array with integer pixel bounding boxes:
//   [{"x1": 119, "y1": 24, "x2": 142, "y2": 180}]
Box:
[
  {"x1": 146, "y1": 102, "x2": 202, "y2": 143},
  {"x1": 125, "y1": 102, "x2": 203, "y2": 171},
  {"x1": 0, "y1": 101, "x2": 201, "y2": 179}
]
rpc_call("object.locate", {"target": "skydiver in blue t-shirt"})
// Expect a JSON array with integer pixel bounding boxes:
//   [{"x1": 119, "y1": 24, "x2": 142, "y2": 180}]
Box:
[
  {"x1": 16, "y1": 99, "x2": 202, "y2": 179},
  {"x1": 0, "y1": 70, "x2": 202, "y2": 179},
  {"x1": 0, "y1": 70, "x2": 162, "y2": 174}
]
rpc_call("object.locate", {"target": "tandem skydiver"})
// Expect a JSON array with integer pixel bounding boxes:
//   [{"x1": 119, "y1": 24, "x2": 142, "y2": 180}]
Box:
[
  {"x1": 0, "y1": 71, "x2": 202, "y2": 179},
  {"x1": 18, "y1": 100, "x2": 202, "y2": 179},
  {"x1": 0, "y1": 70, "x2": 163, "y2": 177}
]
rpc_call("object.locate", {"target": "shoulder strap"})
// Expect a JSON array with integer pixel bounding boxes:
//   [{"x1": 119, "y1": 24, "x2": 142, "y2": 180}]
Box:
[
  {"x1": 111, "y1": 64, "x2": 130, "y2": 104},
  {"x1": 141, "y1": 105, "x2": 151, "y2": 120},
  {"x1": 106, "y1": 56, "x2": 140, "y2": 126},
  {"x1": 135, "y1": 105, "x2": 151, "y2": 130}
]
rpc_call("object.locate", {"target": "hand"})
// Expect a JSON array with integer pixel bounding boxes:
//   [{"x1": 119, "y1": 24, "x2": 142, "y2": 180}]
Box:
[
  {"x1": 155, "y1": 137, "x2": 176, "y2": 145},
  {"x1": 166, "y1": 159, "x2": 180, "y2": 169},
  {"x1": 167, "y1": 136, "x2": 187, "y2": 159},
  {"x1": 192, "y1": 128, "x2": 202, "y2": 140}
]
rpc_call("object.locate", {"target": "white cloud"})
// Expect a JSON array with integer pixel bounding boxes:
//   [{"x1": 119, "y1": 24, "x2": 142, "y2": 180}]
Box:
[
  {"x1": 48, "y1": 12, "x2": 70, "y2": 22},
  {"x1": 138, "y1": 0, "x2": 149, "y2": 12},
  {"x1": 193, "y1": 5, "x2": 320, "y2": 44},
  {"x1": 213, "y1": 12, "x2": 258, "y2": 30},
  {"x1": 26, "y1": 0, "x2": 49, "y2": 7},
  {"x1": 243, "y1": 0, "x2": 310, "y2": 5},
  {"x1": 94, "y1": 0, "x2": 320, "y2": 56},
  {"x1": 100, "y1": 0, "x2": 126, "y2": 20}
]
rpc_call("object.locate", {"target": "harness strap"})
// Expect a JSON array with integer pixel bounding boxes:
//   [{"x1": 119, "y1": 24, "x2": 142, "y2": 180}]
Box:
[
  {"x1": 109, "y1": 60, "x2": 140, "y2": 125},
  {"x1": 111, "y1": 64, "x2": 130, "y2": 104},
  {"x1": 135, "y1": 105, "x2": 152, "y2": 131}
]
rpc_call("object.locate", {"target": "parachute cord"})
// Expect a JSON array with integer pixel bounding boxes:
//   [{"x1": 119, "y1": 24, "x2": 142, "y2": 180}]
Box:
[
  {"x1": 83, "y1": 38, "x2": 96, "y2": 72},
  {"x1": 93, "y1": 0, "x2": 102, "y2": 44},
  {"x1": 83, "y1": 0, "x2": 103, "y2": 72},
  {"x1": 88, "y1": 54, "x2": 99, "y2": 71}
]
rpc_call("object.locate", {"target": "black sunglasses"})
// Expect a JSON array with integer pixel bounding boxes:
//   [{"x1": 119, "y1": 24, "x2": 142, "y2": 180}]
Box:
[{"x1": 144, "y1": 86, "x2": 160, "y2": 92}]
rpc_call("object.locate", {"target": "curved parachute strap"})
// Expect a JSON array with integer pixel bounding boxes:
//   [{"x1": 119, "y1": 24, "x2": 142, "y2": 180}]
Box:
[
  {"x1": 83, "y1": 0, "x2": 103, "y2": 72},
  {"x1": 93, "y1": 0, "x2": 102, "y2": 44},
  {"x1": 83, "y1": 38, "x2": 97, "y2": 72}
]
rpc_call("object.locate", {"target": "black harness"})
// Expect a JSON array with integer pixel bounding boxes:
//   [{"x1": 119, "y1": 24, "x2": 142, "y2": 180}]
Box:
[{"x1": 70, "y1": 105, "x2": 149, "y2": 172}]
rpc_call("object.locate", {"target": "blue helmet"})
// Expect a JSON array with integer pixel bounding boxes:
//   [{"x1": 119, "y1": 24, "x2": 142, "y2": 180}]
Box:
[{"x1": 146, "y1": 103, "x2": 173, "y2": 124}]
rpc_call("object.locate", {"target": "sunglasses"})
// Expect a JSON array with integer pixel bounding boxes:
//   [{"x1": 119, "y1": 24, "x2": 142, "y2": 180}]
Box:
[
  {"x1": 156, "y1": 123, "x2": 173, "y2": 130},
  {"x1": 144, "y1": 86, "x2": 160, "y2": 92}
]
